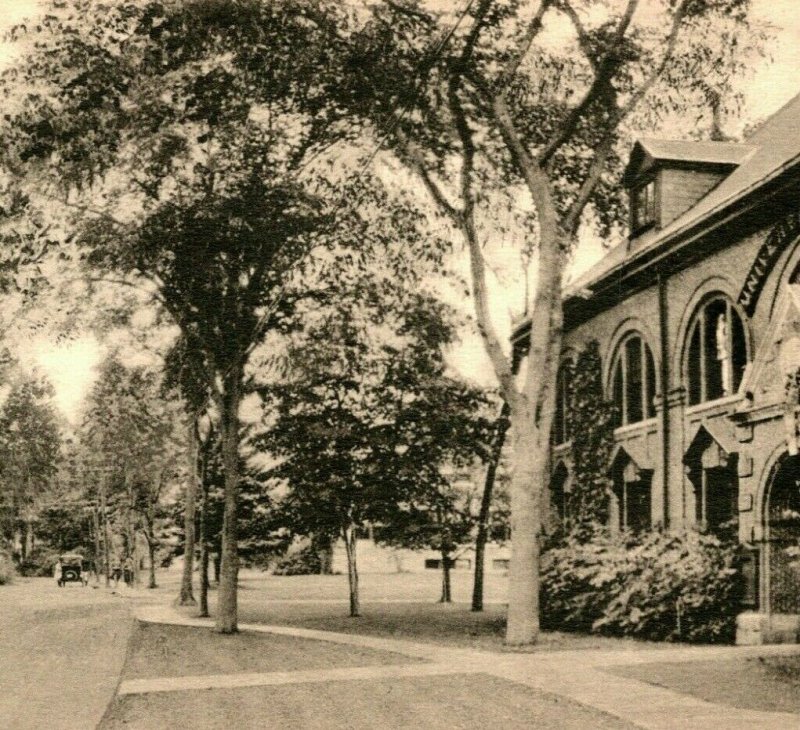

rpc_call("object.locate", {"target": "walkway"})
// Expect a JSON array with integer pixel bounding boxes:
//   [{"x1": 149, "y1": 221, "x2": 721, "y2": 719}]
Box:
[
  {"x1": 133, "y1": 604, "x2": 800, "y2": 730},
  {"x1": 0, "y1": 579, "x2": 133, "y2": 730}
]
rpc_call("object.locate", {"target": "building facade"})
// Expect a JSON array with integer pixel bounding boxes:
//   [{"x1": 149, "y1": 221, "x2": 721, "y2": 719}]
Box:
[{"x1": 512, "y1": 93, "x2": 800, "y2": 644}]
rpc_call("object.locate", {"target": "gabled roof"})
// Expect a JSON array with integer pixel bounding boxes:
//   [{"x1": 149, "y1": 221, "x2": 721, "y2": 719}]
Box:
[
  {"x1": 566, "y1": 91, "x2": 800, "y2": 304},
  {"x1": 683, "y1": 423, "x2": 738, "y2": 467},
  {"x1": 622, "y1": 138, "x2": 755, "y2": 187},
  {"x1": 637, "y1": 138, "x2": 755, "y2": 166}
]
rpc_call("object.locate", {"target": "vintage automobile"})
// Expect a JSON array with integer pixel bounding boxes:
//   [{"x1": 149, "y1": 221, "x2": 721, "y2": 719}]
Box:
[{"x1": 55, "y1": 554, "x2": 88, "y2": 587}]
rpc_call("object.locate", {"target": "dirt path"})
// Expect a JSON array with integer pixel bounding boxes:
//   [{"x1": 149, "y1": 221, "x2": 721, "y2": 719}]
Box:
[{"x1": 0, "y1": 578, "x2": 133, "y2": 730}]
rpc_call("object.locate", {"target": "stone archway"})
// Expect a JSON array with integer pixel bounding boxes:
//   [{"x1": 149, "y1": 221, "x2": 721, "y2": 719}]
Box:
[{"x1": 763, "y1": 453, "x2": 800, "y2": 614}]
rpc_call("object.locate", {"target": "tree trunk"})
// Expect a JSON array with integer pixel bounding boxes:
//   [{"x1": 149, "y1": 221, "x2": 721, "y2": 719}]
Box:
[
  {"x1": 343, "y1": 524, "x2": 360, "y2": 617},
  {"x1": 92, "y1": 505, "x2": 101, "y2": 581},
  {"x1": 23, "y1": 519, "x2": 33, "y2": 562},
  {"x1": 125, "y1": 472, "x2": 137, "y2": 586},
  {"x1": 312, "y1": 533, "x2": 333, "y2": 575},
  {"x1": 199, "y1": 463, "x2": 210, "y2": 617},
  {"x1": 199, "y1": 539, "x2": 210, "y2": 617},
  {"x1": 505, "y1": 417, "x2": 551, "y2": 645},
  {"x1": 473, "y1": 401, "x2": 511, "y2": 612},
  {"x1": 179, "y1": 417, "x2": 199, "y2": 606},
  {"x1": 213, "y1": 551, "x2": 221, "y2": 584},
  {"x1": 147, "y1": 531, "x2": 157, "y2": 589},
  {"x1": 101, "y1": 476, "x2": 111, "y2": 587},
  {"x1": 215, "y1": 368, "x2": 243, "y2": 633},
  {"x1": 439, "y1": 548, "x2": 452, "y2": 603}
]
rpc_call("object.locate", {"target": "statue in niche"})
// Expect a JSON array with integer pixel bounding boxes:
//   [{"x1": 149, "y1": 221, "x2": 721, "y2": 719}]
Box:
[{"x1": 716, "y1": 311, "x2": 732, "y2": 395}]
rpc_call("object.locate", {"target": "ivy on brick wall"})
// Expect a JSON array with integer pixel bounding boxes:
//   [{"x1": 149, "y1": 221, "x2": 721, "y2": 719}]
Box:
[{"x1": 565, "y1": 340, "x2": 617, "y2": 540}]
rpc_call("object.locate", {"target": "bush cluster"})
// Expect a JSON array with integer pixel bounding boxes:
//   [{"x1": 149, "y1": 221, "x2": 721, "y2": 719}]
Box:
[
  {"x1": 271, "y1": 545, "x2": 324, "y2": 576},
  {"x1": 0, "y1": 551, "x2": 15, "y2": 585},
  {"x1": 18, "y1": 545, "x2": 61, "y2": 577},
  {"x1": 541, "y1": 528, "x2": 742, "y2": 643}
]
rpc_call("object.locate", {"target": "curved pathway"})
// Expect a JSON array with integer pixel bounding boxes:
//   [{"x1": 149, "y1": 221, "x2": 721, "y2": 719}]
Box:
[{"x1": 133, "y1": 604, "x2": 800, "y2": 730}]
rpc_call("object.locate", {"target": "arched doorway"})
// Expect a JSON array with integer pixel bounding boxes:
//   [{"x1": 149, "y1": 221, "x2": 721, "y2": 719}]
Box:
[{"x1": 764, "y1": 453, "x2": 800, "y2": 614}]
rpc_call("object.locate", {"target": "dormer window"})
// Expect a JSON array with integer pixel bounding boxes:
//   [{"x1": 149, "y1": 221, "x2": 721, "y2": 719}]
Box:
[{"x1": 632, "y1": 179, "x2": 657, "y2": 232}]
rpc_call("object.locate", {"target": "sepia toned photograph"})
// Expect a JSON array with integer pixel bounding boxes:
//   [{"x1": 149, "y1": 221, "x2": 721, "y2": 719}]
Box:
[{"x1": 1, "y1": 0, "x2": 800, "y2": 727}]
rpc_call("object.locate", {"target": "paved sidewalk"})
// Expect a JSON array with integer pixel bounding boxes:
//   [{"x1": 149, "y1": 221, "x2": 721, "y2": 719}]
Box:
[{"x1": 133, "y1": 604, "x2": 800, "y2": 730}]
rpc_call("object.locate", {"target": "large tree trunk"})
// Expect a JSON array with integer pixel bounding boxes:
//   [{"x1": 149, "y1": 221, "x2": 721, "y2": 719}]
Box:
[
  {"x1": 439, "y1": 548, "x2": 452, "y2": 603},
  {"x1": 215, "y1": 368, "x2": 243, "y2": 633},
  {"x1": 342, "y1": 524, "x2": 360, "y2": 617},
  {"x1": 179, "y1": 417, "x2": 199, "y2": 605},
  {"x1": 472, "y1": 401, "x2": 511, "y2": 612},
  {"x1": 505, "y1": 420, "x2": 547, "y2": 645}
]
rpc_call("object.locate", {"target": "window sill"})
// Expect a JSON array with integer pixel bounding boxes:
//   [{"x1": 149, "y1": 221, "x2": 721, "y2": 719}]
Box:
[
  {"x1": 685, "y1": 393, "x2": 744, "y2": 418},
  {"x1": 613, "y1": 417, "x2": 658, "y2": 438}
]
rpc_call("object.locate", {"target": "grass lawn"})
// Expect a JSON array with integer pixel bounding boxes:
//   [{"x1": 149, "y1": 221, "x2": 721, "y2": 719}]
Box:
[
  {"x1": 102, "y1": 673, "x2": 636, "y2": 730},
  {"x1": 606, "y1": 653, "x2": 800, "y2": 714},
  {"x1": 153, "y1": 567, "x2": 664, "y2": 653},
  {"x1": 233, "y1": 599, "x2": 668, "y2": 653},
  {"x1": 122, "y1": 621, "x2": 420, "y2": 679},
  {"x1": 102, "y1": 600, "x2": 637, "y2": 730}
]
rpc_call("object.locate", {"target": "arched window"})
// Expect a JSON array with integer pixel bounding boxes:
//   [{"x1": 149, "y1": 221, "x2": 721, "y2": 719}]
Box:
[
  {"x1": 686, "y1": 296, "x2": 748, "y2": 405},
  {"x1": 552, "y1": 362, "x2": 571, "y2": 446},
  {"x1": 610, "y1": 334, "x2": 656, "y2": 428}
]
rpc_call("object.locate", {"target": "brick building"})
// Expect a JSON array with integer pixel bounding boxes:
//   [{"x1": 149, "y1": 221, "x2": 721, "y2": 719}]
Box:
[{"x1": 512, "y1": 92, "x2": 800, "y2": 644}]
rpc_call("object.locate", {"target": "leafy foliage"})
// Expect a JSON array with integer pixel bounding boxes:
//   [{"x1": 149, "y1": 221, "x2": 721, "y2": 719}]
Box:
[
  {"x1": 272, "y1": 544, "x2": 325, "y2": 576},
  {"x1": 260, "y1": 283, "x2": 490, "y2": 546},
  {"x1": 565, "y1": 341, "x2": 617, "y2": 539},
  {"x1": 0, "y1": 549, "x2": 14, "y2": 585},
  {"x1": 541, "y1": 529, "x2": 742, "y2": 643},
  {"x1": 75, "y1": 355, "x2": 184, "y2": 576},
  {"x1": 18, "y1": 544, "x2": 62, "y2": 577},
  {"x1": 0, "y1": 375, "x2": 62, "y2": 555},
  {"x1": 340, "y1": 0, "x2": 769, "y2": 642}
]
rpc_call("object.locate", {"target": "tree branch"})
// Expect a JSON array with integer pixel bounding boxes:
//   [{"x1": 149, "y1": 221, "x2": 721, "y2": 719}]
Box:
[
  {"x1": 539, "y1": 0, "x2": 639, "y2": 168},
  {"x1": 497, "y1": 0, "x2": 552, "y2": 88},
  {"x1": 461, "y1": 213, "x2": 518, "y2": 406},
  {"x1": 562, "y1": 0, "x2": 689, "y2": 234},
  {"x1": 490, "y1": 94, "x2": 560, "y2": 248},
  {"x1": 399, "y1": 133, "x2": 461, "y2": 221}
]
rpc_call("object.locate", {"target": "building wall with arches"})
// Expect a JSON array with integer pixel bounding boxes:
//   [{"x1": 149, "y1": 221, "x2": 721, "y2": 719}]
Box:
[
  {"x1": 559, "y1": 223, "x2": 790, "y2": 525},
  {"x1": 511, "y1": 96, "x2": 800, "y2": 640}
]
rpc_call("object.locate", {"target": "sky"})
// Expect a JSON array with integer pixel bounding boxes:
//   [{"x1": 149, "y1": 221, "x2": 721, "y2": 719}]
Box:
[{"x1": 3, "y1": 0, "x2": 800, "y2": 419}]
